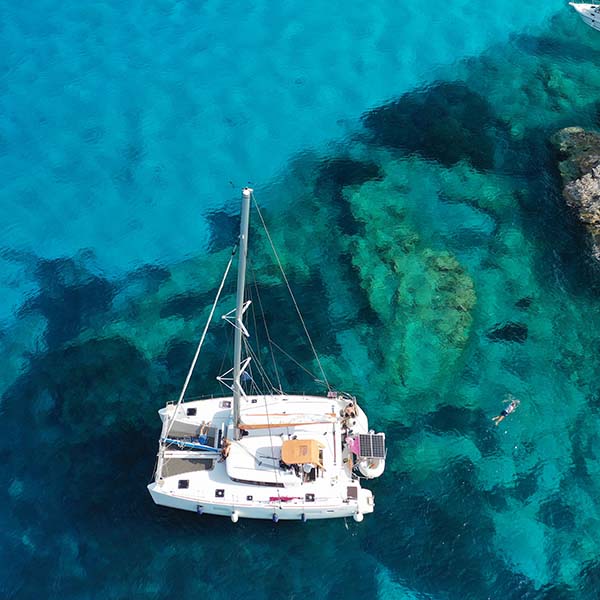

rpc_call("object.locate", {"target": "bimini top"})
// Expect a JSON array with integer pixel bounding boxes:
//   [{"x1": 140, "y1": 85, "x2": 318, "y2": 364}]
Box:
[{"x1": 281, "y1": 439, "x2": 324, "y2": 468}]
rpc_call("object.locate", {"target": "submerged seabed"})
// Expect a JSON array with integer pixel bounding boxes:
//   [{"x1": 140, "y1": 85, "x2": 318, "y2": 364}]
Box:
[{"x1": 4, "y1": 9, "x2": 600, "y2": 600}]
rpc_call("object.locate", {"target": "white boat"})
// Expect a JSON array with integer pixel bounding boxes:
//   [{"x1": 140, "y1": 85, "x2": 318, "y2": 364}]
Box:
[
  {"x1": 148, "y1": 188, "x2": 386, "y2": 522},
  {"x1": 570, "y1": 2, "x2": 600, "y2": 31}
]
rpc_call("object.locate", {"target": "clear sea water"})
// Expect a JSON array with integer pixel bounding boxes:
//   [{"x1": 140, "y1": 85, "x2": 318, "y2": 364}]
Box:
[{"x1": 3, "y1": 0, "x2": 600, "y2": 597}]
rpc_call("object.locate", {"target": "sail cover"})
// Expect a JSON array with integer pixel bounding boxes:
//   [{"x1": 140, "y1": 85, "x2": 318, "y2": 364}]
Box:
[{"x1": 281, "y1": 439, "x2": 324, "y2": 468}]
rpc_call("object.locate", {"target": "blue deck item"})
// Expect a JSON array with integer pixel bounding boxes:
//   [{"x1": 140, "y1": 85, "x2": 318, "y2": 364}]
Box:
[{"x1": 162, "y1": 438, "x2": 219, "y2": 452}]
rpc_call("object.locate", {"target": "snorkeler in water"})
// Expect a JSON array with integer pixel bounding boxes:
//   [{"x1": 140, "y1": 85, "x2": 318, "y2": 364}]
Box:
[{"x1": 492, "y1": 396, "x2": 520, "y2": 426}]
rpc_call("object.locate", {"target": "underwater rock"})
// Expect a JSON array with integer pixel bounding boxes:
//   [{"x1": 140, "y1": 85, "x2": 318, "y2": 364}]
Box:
[
  {"x1": 2, "y1": 336, "x2": 161, "y2": 443},
  {"x1": 316, "y1": 157, "x2": 383, "y2": 189},
  {"x1": 361, "y1": 82, "x2": 504, "y2": 171},
  {"x1": 515, "y1": 296, "x2": 532, "y2": 309},
  {"x1": 159, "y1": 290, "x2": 216, "y2": 321},
  {"x1": 344, "y1": 178, "x2": 476, "y2": 400},
  {"x1": 205, "y1": 209, "x2": 240, "y2": 253},
  {"x1": 23, "y1": 257, "x2": 114, "y2": 349},
  {"x1": 313, "y1": 157, "x2": 383, "y2": 236},
  {"x1": 551, "y1": 127, "x2": 600, "y2": 262},
  {"x1": 486, "y1": 322, "x2": 528, "y2": 343}
]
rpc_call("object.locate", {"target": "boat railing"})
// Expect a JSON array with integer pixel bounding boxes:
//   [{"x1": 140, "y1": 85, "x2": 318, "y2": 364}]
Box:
[
  {"x1": 167, "y1": 390, "x2": 350, "y2": 405},
  {"x1": 166, "y1": 393, "x2": 223, "y2": 405}
]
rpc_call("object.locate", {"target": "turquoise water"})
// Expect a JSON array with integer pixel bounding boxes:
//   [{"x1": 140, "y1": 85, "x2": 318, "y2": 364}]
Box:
[{"x1": 3, "y1": 0, "x2": 600, "y2": 597}]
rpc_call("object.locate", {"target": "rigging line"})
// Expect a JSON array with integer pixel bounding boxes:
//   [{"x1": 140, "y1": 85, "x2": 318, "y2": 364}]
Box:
[
  {"x1": 243, "y1": 353, "x2": 263, "y2": 397},
  {"x1": 217, "y1": 326, "x2": 234, "y2": 396},
  {"x1": 217, "y1": 335, "x2": 231, "y2": 395},
  {"x1": 246, "y1": 286, "x2": 269, "y2": 393},
  {"x1": 165, "y1": 245, "x2": 237, "y2": 438},
  {"x1": 150, "y1": 452, "x2": 160, "y2": 484},
  {"x1": 261, "y1": 383, "x2": 282, "y2": 505},
  {"x1": 248, "y1": 268, "x2": 271, "y2": 390},
  {"x1": 247, "y1": 283, "x2": 260, "y2": 356},
  {"x1": 229, "y1": 437, "x2": 267, "y2": 465},
  {"x1": 244, "y1": 337, "x2": 277, "y2": 394},
  {"x1": 237, "y1": 322, "x2": 281, "y2": 499},
  {"x1": 251, "y1": 267, "x2": 284, "y2": 394},
  {"x1": 269, "y1": 339, "x2": 320, "y2": 382},
  {"x1": 251, "y1": 193, "x2": 330, "y2": 390},
  {"x1": 249, "y1": 347, "x2": 269, "y2": 396},
  {"x1": 217, "y1": 266, "x2": 237, "y2": 387}
]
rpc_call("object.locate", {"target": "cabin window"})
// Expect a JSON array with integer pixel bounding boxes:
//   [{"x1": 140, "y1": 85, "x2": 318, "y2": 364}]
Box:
[
  {"x1": 178, "y1": 480, "x2": 189, "y2": 489},
  {"x1": 305, "y1": 493, "x2": 315, "y2": 502},
  {"x1": 246, "y1": 495, "x2": 253, "y2": 501},
  {"x1": 230, "y1": 477, "x2": 285, "y2": 488},
  {"x1": 220, "y1": 400, "x2": 232, "y2": 408},
  {"x1": 186, "y1": 408, "x2": 197, "y2": 416},
  {"x1": 215, "y1": 489, "x2": 225, "y2": 498}
]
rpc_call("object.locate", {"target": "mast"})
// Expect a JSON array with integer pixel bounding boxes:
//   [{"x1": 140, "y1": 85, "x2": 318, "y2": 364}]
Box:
[{"x1": 232, "y1": 187, "x2": 252, "y2": 439}]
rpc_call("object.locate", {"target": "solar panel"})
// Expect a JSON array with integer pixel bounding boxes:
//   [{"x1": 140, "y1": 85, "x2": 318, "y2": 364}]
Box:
[{"x1": 358, "y1": 434, "x2": 386, "y2": 458}]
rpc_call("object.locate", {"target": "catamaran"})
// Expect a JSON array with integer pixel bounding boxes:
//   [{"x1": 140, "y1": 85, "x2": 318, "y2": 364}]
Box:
[
  {"x1": 148, "y1": 188, "x2": 386, "y2": 522},
  {"x1": 570, "y1": 2, "x2": 600, "y2": 31}
]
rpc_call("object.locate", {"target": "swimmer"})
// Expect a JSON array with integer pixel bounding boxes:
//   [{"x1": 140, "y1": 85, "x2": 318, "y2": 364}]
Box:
[{"x1": 492, "y1": 396, "x2": 520, "y2": 426}]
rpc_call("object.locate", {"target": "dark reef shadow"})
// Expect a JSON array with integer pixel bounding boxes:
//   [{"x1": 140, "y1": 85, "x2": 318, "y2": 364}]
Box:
[
  {"x1": 361, "y1": 81, "x2": 510, "y2": 171},
  {"x1": 205, "y1": 208, "x2": 241, "y2": 253},
  {"x1": 314, "y1": 156, "x2": 383, "y2": 236},
  {"x1": 20, "y1": 257, "x2": 114, "y2": 350}
]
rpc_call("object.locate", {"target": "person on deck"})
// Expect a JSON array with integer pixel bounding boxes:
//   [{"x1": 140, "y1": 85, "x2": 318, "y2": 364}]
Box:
[
  {"x1": 492, "y1": 397, "x2": 520, "y2": 426},
  {"x1": 343, "y1": 402, "x2": 357, "y2": 419},
  {"x1": 219, "y1": 438, "x2": 231, "y2": 461},
  {"x1": 198, "y1": 422, "x2": 209, "y2": 444}
]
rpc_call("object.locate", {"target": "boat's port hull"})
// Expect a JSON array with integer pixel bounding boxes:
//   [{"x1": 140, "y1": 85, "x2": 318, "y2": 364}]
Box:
[{"x1": 148, "y1": 482, "x2": 374, "y2": 520}]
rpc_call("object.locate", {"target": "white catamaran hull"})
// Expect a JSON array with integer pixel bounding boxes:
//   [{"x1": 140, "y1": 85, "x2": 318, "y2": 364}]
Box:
[
  {"x1": 148, "y1": 482, "x2": 374, "y2": 520},
  {"x1": 149, "y1": 394, "x2": 382, "y2": 521},
  {"x1": 570, "y1": 2, "x2": 600, "y2": 31}
]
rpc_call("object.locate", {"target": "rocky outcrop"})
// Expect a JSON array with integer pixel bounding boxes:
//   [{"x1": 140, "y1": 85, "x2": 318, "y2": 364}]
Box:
[{"x1": 552, "y1": 127, "x2": 600, "y2": 262}]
